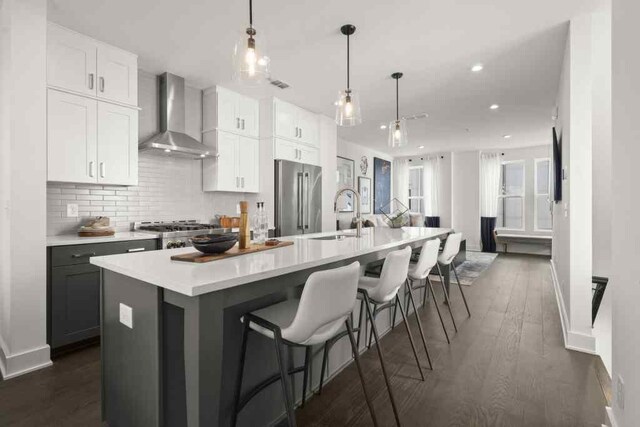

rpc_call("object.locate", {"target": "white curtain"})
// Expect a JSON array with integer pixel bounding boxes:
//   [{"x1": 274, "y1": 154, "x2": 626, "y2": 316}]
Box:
[
  {"x1": 393, "y1": 159, "x2": 409, "y2": 208},
  {"x1": 480, "y1": 152, "x2": 501, "y2": 217},
  {"x1": 423, "y1": 156, "x2": 440, "y2": 216}
]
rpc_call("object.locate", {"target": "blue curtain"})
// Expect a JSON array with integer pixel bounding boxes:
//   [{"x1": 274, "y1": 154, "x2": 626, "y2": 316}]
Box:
[{"x1": 480, "y1": 217, "x2": 497, "y2": 252}]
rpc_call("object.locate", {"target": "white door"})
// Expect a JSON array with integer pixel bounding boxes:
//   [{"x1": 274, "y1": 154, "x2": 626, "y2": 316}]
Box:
[
  {"x1": 238, "y1": 95, "x2": 259, "y2": 137},
  {"x1": 97, "y1": 46, "x2": 138, "y2": 106},
  {"x1": 216, "y1": 87, "x2": 239, "y2": 133},
  {"x1": 216, "y1": 131, "x2": 240, "y2": 192},
  {"x1": 298, "y1": 109, "x2": 319, "y2": 147},
  {"x1": 47, "y1": 24, "x2": 97, "y2": 97},
  {"x1": 47, "y1": 90, "x2": 97, "y2": 183},
  {"x1": 299, "y1": 145, "x2": 320, "y2": 166},
  {"x1": 237, "y1": 137, "x2": 260, "y2": 192},
  {"x1": 97, "y1": 102, "x2": 138, "y2": 185},
  {"x1": 274, "y1": 138, "x2": 299, "y2": 163},
  {"x1": 274, "y1": 99, "x2": 298, "y2": 140}
]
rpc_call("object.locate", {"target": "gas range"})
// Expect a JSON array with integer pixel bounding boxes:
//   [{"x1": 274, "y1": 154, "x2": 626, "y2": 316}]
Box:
[{"x1": 132, "y1": 220, "x2": 232, "y2": 249}]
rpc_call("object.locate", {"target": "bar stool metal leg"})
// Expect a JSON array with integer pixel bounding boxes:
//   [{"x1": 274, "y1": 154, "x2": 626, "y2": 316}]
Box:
[
  {"x1": 436, "y1": 263, "x2": 458, "y2": 332},
  {"x1": 232, "y1": 319, "x2": 251, "y2": 427},
  {"x1": 301, "y1": 346, "x2": 311, "y2": 407},
  {"x1": 361, "y1": 291, "x2": 402, "y2": 426},
  {"x1": 451, "y1": 263, "x2": 471, "y2": 317},
  {"x1": 405, "y1": 280, "x2": 433, "y2": 370},
  {"x1": 345, "y1": 317, "x2": 379, "y2": 427},
  {"x1": 426, "y1": 277, "x2": 450, "y2": 343},
  {"x1": 318, "y1": 342, "x2": 329, "y2": 394},
  {"x1": 395, "y1": 293, "x2": 425, "y2": 381},
  {"x1": 356, "y1": 298, "x2": 365, "y2": 349},
  {"x1": 273, "y1": 331, "x2": 296, "y2": 427},
  {"x1": 367, "y1": 302, "x2": 378, "y2": 349}
]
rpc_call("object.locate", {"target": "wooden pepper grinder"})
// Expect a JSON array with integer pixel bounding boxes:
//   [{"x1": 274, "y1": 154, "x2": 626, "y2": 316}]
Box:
[{"x1": 239, "y1": 201, "x2": 250, "y2": 249}]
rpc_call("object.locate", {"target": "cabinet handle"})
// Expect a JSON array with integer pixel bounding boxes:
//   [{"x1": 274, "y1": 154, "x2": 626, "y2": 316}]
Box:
[
  {"x1": 241, "y1": 177, "x2": 245, "y2": 188},
  {"x1": 299, "y1": 127, "x2": 302, "y2": 139},
  {"x1": 236, "y1": 177, "x2": 240, "y2": 188},
  {"x1": 99, "y1": 162, "x2": 105, "y2": 178},
  {"x1": 127, "y1": 247, "x2": 146, "y2": 253},
  {"x1": 241, "y1": 119, "x2": 245, "y2": 130},
  {"x1": 99, "y1": 77, "x2": 105, "y2": 92},
  {"x1": 88, "y1": 73, "x2": 94, "y2": 90},
  {"x1": 89, "y1": 161, "x2": 95, "y2": 177},
  {"x1": 72, "y1": 252, "x2": 96, "y2": 258},
  {"x1": 236, "y1": 118, "x2": 240, "y2": 129}
]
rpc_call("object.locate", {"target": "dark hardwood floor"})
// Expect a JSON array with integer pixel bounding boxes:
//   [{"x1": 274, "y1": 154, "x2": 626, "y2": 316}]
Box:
[{"x1": 0, "y1": 254, "x2": 607, "y2": 427}]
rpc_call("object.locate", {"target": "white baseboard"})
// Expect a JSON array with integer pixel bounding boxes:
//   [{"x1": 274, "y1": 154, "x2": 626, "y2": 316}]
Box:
[
  {"x1": 0, "y1": 335, "x2": 52, "y2": 380},
  {"x1": 605, "y1": 406, "x2": 618, "y2": 427},
  {"x1": 549, "y1": 259, "x2": 597, "y2": 354}
]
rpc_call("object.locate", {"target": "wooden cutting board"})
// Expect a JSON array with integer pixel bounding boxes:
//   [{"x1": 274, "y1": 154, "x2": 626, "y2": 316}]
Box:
[
  {"x1": 171, "y1": 241, "x2": 294, "y2": 263},
  {"x1": 78, "y1": 229, "x2": 115, "y2": 237}
]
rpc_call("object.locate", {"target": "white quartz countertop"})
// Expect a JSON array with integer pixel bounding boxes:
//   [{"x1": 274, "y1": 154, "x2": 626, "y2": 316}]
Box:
[
  {"x1": 90, "y1": 227, "x2": 452, "y2": 297},
  {"x1": 47, "y1": 232, "x2": 160, "y2": 247}
]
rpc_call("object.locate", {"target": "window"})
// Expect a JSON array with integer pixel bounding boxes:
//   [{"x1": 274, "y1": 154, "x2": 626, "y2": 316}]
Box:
[
  {"x1": 535, "y1": 158, "x2": 552, "y2": 230},
  {"x1": 497, "y1": 161, "x2": 524, "y2": 230},
  {"x1": 408, "y1": 166, "x2": 424, "y2": 214}
]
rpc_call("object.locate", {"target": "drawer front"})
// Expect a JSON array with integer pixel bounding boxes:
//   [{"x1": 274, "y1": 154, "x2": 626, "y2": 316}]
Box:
[{"x1": 51, "y1": 239, "x2": 158, "y2": 267}]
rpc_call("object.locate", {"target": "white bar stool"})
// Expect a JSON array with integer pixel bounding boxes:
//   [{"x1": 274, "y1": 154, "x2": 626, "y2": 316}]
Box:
[
  {"x1": 231, "y1": 262, "x2": 378, "y2": 427},
  {"x1": 439, "y1": 232, "x2": 471, "y2": 317},
  {"x1": 405, "y1": 238, "x2": 455, "y2": 343},
  {"x1": 357, "y1": 246, "x2": 432, "y2": 426}
]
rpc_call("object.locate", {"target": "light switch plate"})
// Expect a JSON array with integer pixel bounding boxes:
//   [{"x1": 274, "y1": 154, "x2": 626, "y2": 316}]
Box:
[
  {"x1": 616, "y1": 374, "x2": 625, "y2": 410},
  {"x1": 66, "y1": 203, "x2": 79, "y2": 218},
  {"x1": 119, "y1": 303, "x2": 133, "y2": 329}
]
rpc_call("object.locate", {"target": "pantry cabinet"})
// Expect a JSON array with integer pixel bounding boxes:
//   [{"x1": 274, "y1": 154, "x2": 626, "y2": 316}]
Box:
[
  {"x1": 202, "y1": 130, "x2": 260, "y2": 193},
  {"x1": 203, "y1": 86, "x2": 259, "y2": 138}
]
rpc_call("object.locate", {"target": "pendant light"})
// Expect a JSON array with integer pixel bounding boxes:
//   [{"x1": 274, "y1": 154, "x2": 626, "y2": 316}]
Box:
[
  {"x1": 335, "y1": 24, "x2": 362, "y2": 126},
  {"x1": 233, "y1": 0, "x2": 270, "y2": 85},
  {"x1": 388, "y1": 72, "x2": 408, "y2": 148}
]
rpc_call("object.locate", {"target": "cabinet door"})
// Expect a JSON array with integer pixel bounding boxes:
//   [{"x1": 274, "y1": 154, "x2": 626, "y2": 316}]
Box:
[
  {"x1": 238, "y1": 95, "x2": 259, "y2": 137},
  {"x1": 97, "y1": 102, "x2": 138, "y2": 185},
  {"x1": 238, "y1": 137, "x2": 260, "y2": 192},
  {"x1": 97, "y1": 45, "x2": 138, "y2": 106},
  {"x1": 274, "y1": 138, "x2": 299, "y2": 163},
  {"x1": 50, "y1": 263, "x2": 101, "y2": 348},
  {"x1": 47, "y1": 90, "x2": 98, "y2": 183},
  {"x1": 216, "y1": 87, "x2": 239, "y2": 133},
  {"x1": 299, "y1": 144, "x2": 320, "y2": 166},
  {"x1": 274, "y1": 99, "x2": 298, "y2": 140},
  {"x1": 217, "y1": 131, "x2": 240, "y2": 191},
  {"x1": 47, "y1": 24, "x2": 97, "y2": 97},
  {"x1": 298, "y1": 109, "x2": 319, "y2": 147}
]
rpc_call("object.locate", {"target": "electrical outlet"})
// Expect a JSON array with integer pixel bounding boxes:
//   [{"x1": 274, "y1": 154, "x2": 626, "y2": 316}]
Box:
[
  {"x1": 236, "y1": 203, "x2": 241, "y2": 214},
  {"x1": 66, "y1": 203, "x2": 79, "y2": 218},
  {"x1": 616, "y1": 374, "x2": 625, "y2": 411},
  {"x1": 119, "y1": 303, "x2": 133, "y2": 329}
]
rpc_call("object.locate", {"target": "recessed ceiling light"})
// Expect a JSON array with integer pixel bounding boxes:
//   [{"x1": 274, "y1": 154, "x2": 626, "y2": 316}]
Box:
[
  {"x1": 164, "y1": 149, "x2": 171, "y2": 153},
  {"x1": 471, "y1": 63, "x2": 484, "y2": 72},
  {"x1": 418, "y1": 145, "x2": 425, "y2": 149},
  {"x1": 490, "y1": 104, "x2": 500, "y2": 110},
  {"x1": 503, "y1": 134, "x2": 512, "y2": 139},
  {"x1": 380, "y1": 124, "x2": 387, "y2": 130}
]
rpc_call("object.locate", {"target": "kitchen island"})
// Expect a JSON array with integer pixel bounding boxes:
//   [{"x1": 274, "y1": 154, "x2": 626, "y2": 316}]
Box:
[{"x1": 91, "y1": 226, "x2": 452, "y2": 427}]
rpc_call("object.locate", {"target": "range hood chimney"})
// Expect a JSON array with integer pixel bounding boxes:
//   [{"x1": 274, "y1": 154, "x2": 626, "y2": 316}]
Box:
[{"x1": 139, "y1": 73, "x2": 215, "y2": 159}]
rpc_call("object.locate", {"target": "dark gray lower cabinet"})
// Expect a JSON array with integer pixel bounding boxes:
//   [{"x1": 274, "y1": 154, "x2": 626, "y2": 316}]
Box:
[
  {"x1": 48, "y1": 238, "x2": 159, "y2": 352},
  {"x1": 50, "y1": 263, "x2": 102, "y2": 348}
]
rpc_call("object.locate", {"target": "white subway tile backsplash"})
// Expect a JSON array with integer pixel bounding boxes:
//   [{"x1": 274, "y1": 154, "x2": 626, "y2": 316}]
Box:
[{"x1": 47, "y1": 153, "x2": 261, "y2": 235}]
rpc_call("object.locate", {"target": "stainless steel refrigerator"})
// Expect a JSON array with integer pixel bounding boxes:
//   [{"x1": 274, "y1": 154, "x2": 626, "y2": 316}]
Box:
[{"x1": 275, "y1": 160, "x2": 322, "y2": 237}]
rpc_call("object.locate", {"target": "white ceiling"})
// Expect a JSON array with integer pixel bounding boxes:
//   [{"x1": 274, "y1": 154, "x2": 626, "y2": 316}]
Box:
[{"x1": 48, "y1": 0, "x2": 602, "y2": 156}]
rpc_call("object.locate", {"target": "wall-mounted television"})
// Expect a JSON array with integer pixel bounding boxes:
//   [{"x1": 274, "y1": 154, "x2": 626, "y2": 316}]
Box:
[{"x1": 552, "y1": 127, "x2": 562, "y2": 202}]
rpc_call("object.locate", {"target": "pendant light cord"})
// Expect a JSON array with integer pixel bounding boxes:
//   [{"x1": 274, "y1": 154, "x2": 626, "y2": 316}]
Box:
[
  {"x1": 249, "y1": 0, "x2": 253, "y2": 28},
  {"x1": 346, "y1": 34, "x2": 350, "y2": 91},
  {"x1": 396, "y1": 77, "x2": 399, "y2": 121}
]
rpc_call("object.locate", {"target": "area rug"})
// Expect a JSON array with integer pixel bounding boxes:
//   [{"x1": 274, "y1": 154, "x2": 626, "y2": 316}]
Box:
[{"x1": 430, "y1": 251, "x2": 498, "y2": 286}]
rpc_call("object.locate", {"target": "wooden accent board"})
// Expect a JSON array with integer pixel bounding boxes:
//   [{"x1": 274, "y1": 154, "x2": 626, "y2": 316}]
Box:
[
  {"x1": 170, "y1": 241, "x2": 294, "y2": 263},
  {"x1": 78, "y1": 229, "x2": 115, "y2": 237}
]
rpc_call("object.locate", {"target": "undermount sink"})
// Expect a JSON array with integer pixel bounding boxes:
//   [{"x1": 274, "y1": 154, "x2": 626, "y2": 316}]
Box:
[{"x1": 307, "y1": 234, "x2": 357, "y2": 241}]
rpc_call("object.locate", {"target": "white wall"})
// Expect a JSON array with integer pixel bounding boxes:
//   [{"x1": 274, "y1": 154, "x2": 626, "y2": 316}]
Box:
[
  {"x1": 611, "y1": 0, "x2": 640, "y2": 424},
  {"x1": 319, "y1": 115, "x2": 337, "y2": 232},
  {"x1": 451, "y1": 151, "x2": 481, "y2": 251},
  {"x1": 0, "y1": 0, "x2": 51, "y2": 379},
  {"x1": 551, "y1": 13, "x2": 596, "y2": 354}
]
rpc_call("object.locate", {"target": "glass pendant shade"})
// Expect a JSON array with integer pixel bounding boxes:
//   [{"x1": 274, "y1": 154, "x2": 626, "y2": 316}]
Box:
[
  {"x1": 388, "y1": 118, "x2": 408, "y2": 148},
  {"x1": 335, "y1": 90, "x2": 362, "y2": 126},
  {"x1": 233, "y1": 27, "x2": 270, "y2": 85}
]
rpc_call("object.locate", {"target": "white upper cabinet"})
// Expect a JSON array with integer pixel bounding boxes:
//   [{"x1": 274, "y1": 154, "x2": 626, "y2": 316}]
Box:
[
  {"x1": 202, "y1": 131, "x2": 260, "y2": 193},
  {"x1": 96, "y1": 46, "x2": 138, "y2": 106},
  {"x1": 47, "y1": 23, "x2": 138, "y2": 107},
  {"x1": 203, "y1": 86, "x2": 259, "y2": 138},
  {"x1": 272, "y1": 99, "x2": 319, "y2": 147},
  {"x1": 97, "y1": 102, "x2": 138, "y2": 186},
  {"x1": 47, "y1": 24, "x2": 97, "y2": 97},
  {"x1": 47, "y1": 90, "x2": 97, "y2": 183},
  {"x1": 273, "y1": 138, "x2": 319, "y2": 166}
]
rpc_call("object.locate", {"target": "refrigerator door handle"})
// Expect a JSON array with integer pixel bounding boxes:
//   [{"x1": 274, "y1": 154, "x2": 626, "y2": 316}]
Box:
[
  {"x1": 297, "y1": 172, "x2": 304, "y2": 230},
  {"x1": 304, "y1": 172, "x2": 310, "y2": 229}
]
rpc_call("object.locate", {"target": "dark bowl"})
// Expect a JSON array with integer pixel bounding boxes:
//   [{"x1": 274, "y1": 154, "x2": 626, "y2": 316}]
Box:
[
  {"x1": 191, "y1": 236, "x2": 238, "y2": 254},
  {"x1": 191, "y1": 233, "x2": 237, "y2": 244}
]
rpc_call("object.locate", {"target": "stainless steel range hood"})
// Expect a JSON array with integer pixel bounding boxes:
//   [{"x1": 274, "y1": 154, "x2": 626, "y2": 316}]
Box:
[{"x1": 139, "y1": 73, "x2": 215, "y2": 159}]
